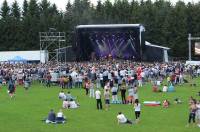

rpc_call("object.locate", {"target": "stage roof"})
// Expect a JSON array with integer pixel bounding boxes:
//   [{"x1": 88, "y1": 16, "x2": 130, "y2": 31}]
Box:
[
  {"x1": 76, "y1": 24, "x2": 143, "y2": 29},
  {"x1": 145, "y1": 41, "x2": 170, "y2": 50}
]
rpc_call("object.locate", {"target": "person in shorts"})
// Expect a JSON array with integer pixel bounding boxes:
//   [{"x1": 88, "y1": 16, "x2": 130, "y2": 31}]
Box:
[
  {"x1": 104, "y1": 89, "x2": 110, "y2": 111},
  {"x1": 111, "y1": 84, "x2": 118, "y2": 103}
]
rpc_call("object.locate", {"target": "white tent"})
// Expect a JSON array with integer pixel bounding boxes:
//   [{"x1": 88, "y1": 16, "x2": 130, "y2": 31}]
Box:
[{"x1": 0, "y1": 50, "x2": 48, "y2": 63}]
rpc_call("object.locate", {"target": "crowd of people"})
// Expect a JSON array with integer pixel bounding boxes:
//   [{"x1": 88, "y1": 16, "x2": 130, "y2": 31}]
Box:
[{"x1": 0, "y1": 60, "x2": 200, "y2": 126}]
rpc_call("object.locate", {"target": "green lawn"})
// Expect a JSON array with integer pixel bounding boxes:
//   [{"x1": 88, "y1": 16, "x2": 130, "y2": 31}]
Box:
[{"x1": 0, "y1": 80, "x2": 199, "y2": 132}]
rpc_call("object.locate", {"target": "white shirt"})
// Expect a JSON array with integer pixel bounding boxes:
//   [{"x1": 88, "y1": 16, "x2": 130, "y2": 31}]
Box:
[
  {"x1": 59, "y1": 92, "x2": 66, "y2": 100},
  {"x1": 57, "y1": 112, "x2": 64, "y2": 117},
  {"x1": 128, "y1": 88, "x2": 134, "y2": 96},
  {"x1": 111, "y1": 87, "x2": 118, "y2": 93},
  {"x1": 117, "y1": 114, "x2": 127, "y2": 123},
  {"x1": 95, "y1": 90, "x2": 101, "y2": 99},
  {"x1": 108, "y1": 73, "x2": 112, "y2": 80},
  {"x1": 78, "y1": 75, "x2": 83, "y2": 82},
  {"x1": 99, "y1": 73, "x2": 103, "y2": 80},
  {"x1": 196, "y1": 104, "x2": 200, "y2": 114},
  {"x1": 70, "y1": 101, "x2": 78, "y2": 108},
  {"x1": 163, "y1": 86, "x2": 168, "y2": 92},
  {"x1": 134, "y1": 103, "x2": 141, "y2": 112}
]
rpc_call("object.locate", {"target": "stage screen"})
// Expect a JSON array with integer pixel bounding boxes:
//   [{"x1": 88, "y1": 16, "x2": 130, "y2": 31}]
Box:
[
  {"x1": 75, "y1": 25, "x2": 144, "y2": 61},
  {"x1": 89, "y1": 32, "x2": 140, "y2": 59},
  {"x1": 195, "y1": 42, "x2": 200, "y2": 55}
]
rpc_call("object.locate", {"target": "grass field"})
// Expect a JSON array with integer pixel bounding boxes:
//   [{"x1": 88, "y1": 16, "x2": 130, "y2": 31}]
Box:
[{"x1": 0, "y1": 79, "x2": 200, "y2": 132}]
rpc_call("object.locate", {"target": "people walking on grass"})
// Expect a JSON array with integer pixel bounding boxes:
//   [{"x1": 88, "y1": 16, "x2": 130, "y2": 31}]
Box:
[
  {"x1": 134, "y1": 99, "x2": 141, "y2": 123},
  {"x1": 104, "y1": 89, "x2": 110, "y2": 111},
  {"x1": 95, "y1": 89, "x2": 102, "y2": 110}
]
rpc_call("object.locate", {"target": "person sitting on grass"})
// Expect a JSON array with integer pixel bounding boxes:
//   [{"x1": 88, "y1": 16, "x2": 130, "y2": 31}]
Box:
[
  {"x1": 56, "y1": 109, "x2": 66, "y2": 124},
  {"x1": 152, "y1": 84, "x2": 158, "y2": 92},
  {"x1": 174, "y1": 98, "x2": 182, "y2": 104},
  {"x1": 69, "y1": 99, "x2": 80, "y2": 109},
  {"x1": 162, "y1": 85, "x2": 168, "y2": 92},
  {"x1": 66, "y1": 91, "x2": 73, "y2": 101},
  {"x1": 163, "y1": 99, "x2": 170, "y2": 108},
  {"x1": 63, "y1": 99, "x2": 70, "y2": 109},
  {"x1": 117, "y1": 112, "x2": 133, "y2": 125},
  {"x1": 45, "y1": 109, "x2": 56, "y2": 124},
  {"x1": 59, "y1": 91, "x2": 66, "y2": 100}
]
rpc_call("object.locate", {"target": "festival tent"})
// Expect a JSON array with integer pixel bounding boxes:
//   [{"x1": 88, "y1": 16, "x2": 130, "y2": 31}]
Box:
[
  {"x1": 8, "y1": 56, "x2": 27, "y2": 63},
  {"x1": 0, "y1": 50, "x2": 48, "y2": 63}
]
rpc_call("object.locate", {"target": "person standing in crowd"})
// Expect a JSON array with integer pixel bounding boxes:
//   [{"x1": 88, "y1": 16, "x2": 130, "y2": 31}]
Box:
[
  {"x1": 46, "y1": 72, "x2": 52, "y2": 87},
  {"x1": 24, "y1": 75, "x2": 31, "y2": 91},
  {"x1": 95, "y1": 89, "x2": 102, "y2": 110},
  {"x1": 84, "y1": 78, "x2": 90, "y2": 95},
  {"x1": 133, "y1": 85, "x2": 138, "y2": 102},
  {"x1": 134, "y1": 99, "x2": 141, "y2": 123},
  {"x1": 77, "y1": 73, "x2": 83, "y2": 88},
  {"x1": 196, "y1": 100, "x2": 200, "y2": 127},
  {"x1": 111, "y1": 84, "x2": 118, "y2": 103},
  {"x1": 96, "y1": 76, "x2": 101, "y2": 89},
  {"x1": 89, "y1": 80, "x2": 95, "y2": 98},
  {"x1": 117, "y1": 112, "x2": 132, "y2": 124},
  {"x1": 104, "y1": 89, "x2": 110, "y2": 111},
  {"x1": 0, "y1": 74, "x2": 3, "y2": 89},
  {"x1": 8, "y1": 79, "x2": 15, "y2": 99},
  {"x1": 68, "y1": 75, "x2": 73, "y2": 89},
  {"x1": 120, "y1": 80, "x2": 127, "y2": 104},
  {"x1": 187, "y1": 100, "x2": 197, "y2": 127},
  {"x1": 127, "y1": 83, "x2": 134, "y2": 104}
]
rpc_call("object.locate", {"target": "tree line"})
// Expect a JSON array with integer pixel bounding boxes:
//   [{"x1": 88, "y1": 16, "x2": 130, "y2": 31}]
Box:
[{"x1": 0, "y1": 0, "x2": 200, "y2": 58}]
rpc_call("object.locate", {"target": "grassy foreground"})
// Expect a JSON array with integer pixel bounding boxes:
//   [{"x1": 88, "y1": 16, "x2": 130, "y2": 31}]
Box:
[{"x1": 0, "y1": 80, "x2": 199, "y2": 132}]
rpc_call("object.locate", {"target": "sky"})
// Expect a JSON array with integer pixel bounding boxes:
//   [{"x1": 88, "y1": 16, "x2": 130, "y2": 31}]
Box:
[{"x1": 4, "y1": 0, "x2": 200, "y2": 11}]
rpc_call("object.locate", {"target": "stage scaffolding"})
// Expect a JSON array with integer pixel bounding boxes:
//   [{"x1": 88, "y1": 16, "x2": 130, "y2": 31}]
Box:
[{"x1": 39, "y1": 28, "x2": 66, "y2": 63}]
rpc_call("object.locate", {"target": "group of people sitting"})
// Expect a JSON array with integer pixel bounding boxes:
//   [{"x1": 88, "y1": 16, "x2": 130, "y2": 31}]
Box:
[
  {"x1": 45, "y1": 109, "x2": 66, "y2": 124},
  {"x1": 152, "y1": 84, "x2": 175, "y2": 93},
  {"x1": 58, "y1": 91, "x2": 80, "y2": 109}
]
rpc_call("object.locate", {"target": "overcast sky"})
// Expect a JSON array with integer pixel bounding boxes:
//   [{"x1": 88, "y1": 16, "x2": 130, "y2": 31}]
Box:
[{"x1": 4, "y1": 0, "x2": 200, "y2": 11}]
